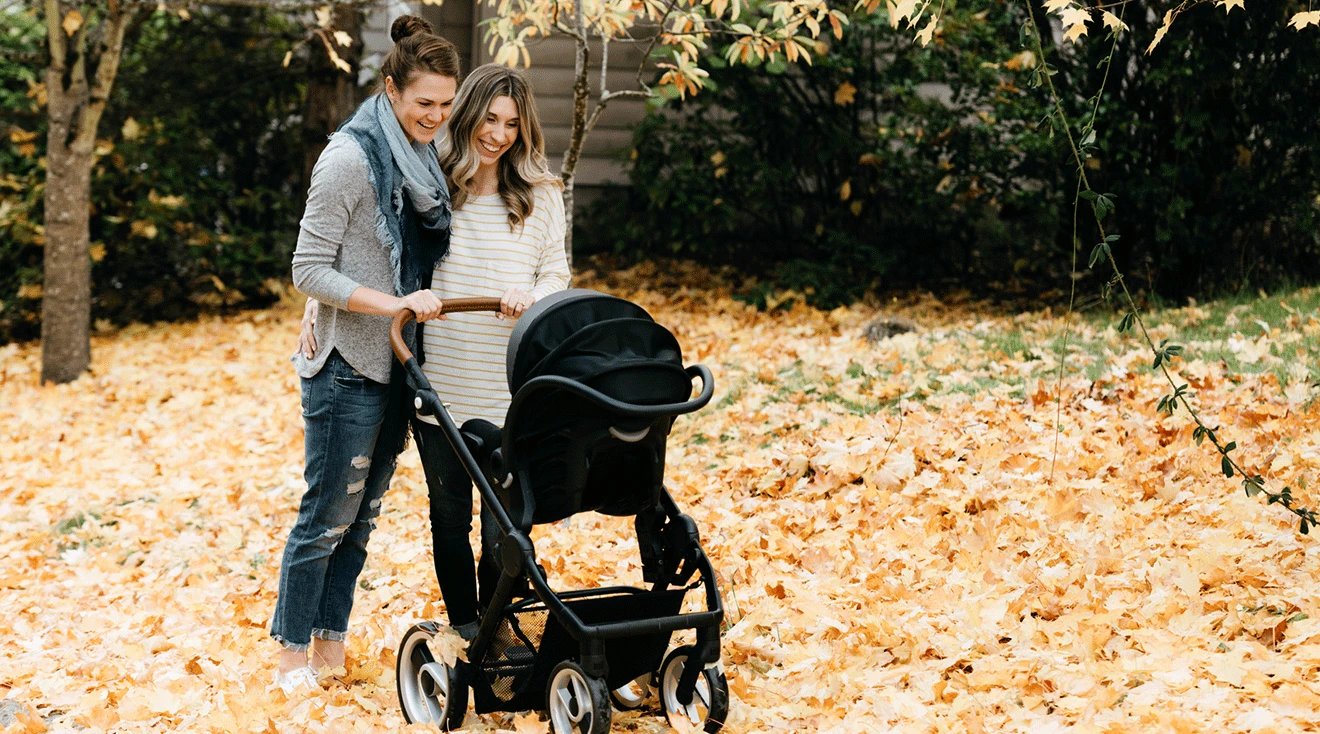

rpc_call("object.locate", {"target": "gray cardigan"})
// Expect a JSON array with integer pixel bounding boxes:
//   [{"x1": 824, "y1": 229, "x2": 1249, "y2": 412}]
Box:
[{"x1": 291, "y1": 134, "x2": 398, "y2": 384}]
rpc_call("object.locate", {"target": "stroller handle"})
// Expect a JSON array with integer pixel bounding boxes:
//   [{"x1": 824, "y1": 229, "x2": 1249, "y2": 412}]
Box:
[{"x1": 389, "y1": 297, "x2": 504, "y2": 363}]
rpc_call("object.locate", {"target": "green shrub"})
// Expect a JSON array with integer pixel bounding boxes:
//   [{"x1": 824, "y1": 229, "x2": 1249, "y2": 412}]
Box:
[
  {"x1": 0, "y1": 8, "x2": 47, "y2": 336},
  {"x1": 579, "y1": 0, "x2": 1320, "y2": 306},
  {"x1": 1, "y1": 7, "x2": 305, "y2": 342},
  {"x1": 577, "y1": 4, "x2": 1067, "y2": 307},
  {"x1": 1076, "y1": 0, "x2": 1320, "y2": 298}
]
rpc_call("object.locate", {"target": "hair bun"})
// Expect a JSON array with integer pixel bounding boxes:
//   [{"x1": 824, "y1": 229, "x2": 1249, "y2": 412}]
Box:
[{"x1": 390, "y1": 15, "x2": 435, "y2": 43}]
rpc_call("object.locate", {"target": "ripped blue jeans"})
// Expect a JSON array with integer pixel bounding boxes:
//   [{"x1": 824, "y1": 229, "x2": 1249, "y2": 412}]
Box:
[{"x1": 271, "y1": 350, "x2": 396, "y2": 651}]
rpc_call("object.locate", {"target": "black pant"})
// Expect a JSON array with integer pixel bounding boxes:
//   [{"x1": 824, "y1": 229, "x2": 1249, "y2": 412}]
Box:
[{"x1": 412, "y1": 418, "x2": 500, "y2": 630}]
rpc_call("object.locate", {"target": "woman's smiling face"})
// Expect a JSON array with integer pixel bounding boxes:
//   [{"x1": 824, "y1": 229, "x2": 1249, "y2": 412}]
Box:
[
  {"x1": 387, "y1": 72, "x2": 457, "y2": 144},
  {"x1": 474, "y1": 95, "x2": 519, "y2": 167}
]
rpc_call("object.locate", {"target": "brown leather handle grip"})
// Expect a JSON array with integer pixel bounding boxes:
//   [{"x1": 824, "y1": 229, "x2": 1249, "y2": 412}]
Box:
[{"x1": 390, "y1": 296, "x2": 504, "y2": 363}]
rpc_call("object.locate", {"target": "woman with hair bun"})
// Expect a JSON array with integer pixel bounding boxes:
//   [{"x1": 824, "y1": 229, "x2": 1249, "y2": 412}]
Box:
[{"x1": 270, "y1": 15, "x2": 461, "y2": 694}]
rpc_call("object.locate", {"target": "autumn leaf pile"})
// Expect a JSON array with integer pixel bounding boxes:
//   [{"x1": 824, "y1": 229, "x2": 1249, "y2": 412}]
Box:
[{"x1": 3, "y1": 269, "x2": 1320, "y2": 733}]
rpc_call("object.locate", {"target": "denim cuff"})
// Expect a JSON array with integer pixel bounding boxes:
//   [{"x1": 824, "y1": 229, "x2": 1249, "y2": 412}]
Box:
[
  {"x1": 273, "y1": 634, "x2": 310, "y2": 653},
  {"x1": 311, "y1": 627, "x2": 348, "y2": 642}
]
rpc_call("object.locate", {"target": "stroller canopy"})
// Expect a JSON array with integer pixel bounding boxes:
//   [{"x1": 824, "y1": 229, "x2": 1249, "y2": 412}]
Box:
[
  {"x1": 500, "y1": 290, "x2": 697, "y2": 523},
  {"x1": 507, "y1": 289, "x2": 692, "y2": 406}
]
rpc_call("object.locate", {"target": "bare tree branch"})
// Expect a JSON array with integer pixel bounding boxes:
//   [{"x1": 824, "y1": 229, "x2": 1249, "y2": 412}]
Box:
[
  {"x1": 601, "y1": 89, "x2": 650, "y2": 102},
  {"x1": 44, "y1": 0, "x2": 67, "y2": 74},
  {"x1": 74, "y1": 1, "x2": 135, "y2": 152}
]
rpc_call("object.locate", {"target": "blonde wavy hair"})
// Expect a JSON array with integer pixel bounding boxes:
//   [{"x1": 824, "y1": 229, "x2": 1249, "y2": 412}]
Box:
[{"x1": 437, "y1": 64, "x2": 561, "y2": 229}]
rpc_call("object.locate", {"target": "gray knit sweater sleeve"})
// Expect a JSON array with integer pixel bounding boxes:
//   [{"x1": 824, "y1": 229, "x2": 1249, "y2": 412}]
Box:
[
  {"x1": 289, "y1": 135, "x2": 399, "y2": 384},
  {"x1": 291, "y1": 137, "x2": 370, "y2": 310}
]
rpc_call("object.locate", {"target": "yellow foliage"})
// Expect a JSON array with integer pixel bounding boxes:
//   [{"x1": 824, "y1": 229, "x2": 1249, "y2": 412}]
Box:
[
  {"x1": 1289, "y1": 10, "x2": 1320, "y2": 29},
  {"x1": 148, "y1": 190, "x2": 187, "y2": 209},
  {"x1": 121, "y1": 117, "x2": 142, "y2": 142},
  {"x1": 1148, "y1": 10, "x2": 1176, "y2": 53},
  {"x1": 833, "y1": 81, "x2": 857, "y2": 106},
  {"x1": 4, "y1": 276, "x2": 1320, "y2": 731},
  {"x1": 61, "y1": 10, "x2": 83, "y2": 36},
  {"x1": 1058, "y1": 6, "x2": 1091, "y2": 42},
  {"x1": 1002, "y1": 49, "x2": 1036, "y2": 71},
  {"x1": 129, "y1": 220, "x2": 158, "y2": 240}
]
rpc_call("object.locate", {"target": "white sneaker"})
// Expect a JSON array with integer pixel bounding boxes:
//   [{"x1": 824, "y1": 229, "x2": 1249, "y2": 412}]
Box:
[{"x1": 272, "y1": 666, "x2": 319, "y2": 695}]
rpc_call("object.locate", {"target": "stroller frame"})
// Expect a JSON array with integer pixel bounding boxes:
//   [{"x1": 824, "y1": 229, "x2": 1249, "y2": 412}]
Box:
[{"x1": 390, "y1": 297, "x2": 726, "y2": 732}]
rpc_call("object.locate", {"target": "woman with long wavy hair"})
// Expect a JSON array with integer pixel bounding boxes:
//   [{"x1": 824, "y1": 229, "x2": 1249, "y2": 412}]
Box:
[{"x1": 413, "y1": 63, "x2": 571, "y2": 639}]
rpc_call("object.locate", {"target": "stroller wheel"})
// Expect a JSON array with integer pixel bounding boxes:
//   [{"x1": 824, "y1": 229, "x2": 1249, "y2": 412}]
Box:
[
  {"x1": 546, "y1": 660, "x2": 612, "y2": 734},
  {"x1": 396, "y1": 622, "x2": 468, "y2": 729},
  {"x1": 659, "y1": 646, "x2": 729, "y2": 733},
  {"x1": 609, "y1": 674, "x2": 654, "y2": 710}
]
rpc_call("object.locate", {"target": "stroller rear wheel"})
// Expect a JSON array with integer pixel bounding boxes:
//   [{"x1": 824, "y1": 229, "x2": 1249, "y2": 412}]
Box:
[
  {"x1": 546, "y1": 660, "x2": 612, "y2": 734},
  {"x1": 396, "y1": 622, "x2": 468, "y2": 729},
  {"x1": 659, "y1": 646, "x2": 729, "y2": 733}
]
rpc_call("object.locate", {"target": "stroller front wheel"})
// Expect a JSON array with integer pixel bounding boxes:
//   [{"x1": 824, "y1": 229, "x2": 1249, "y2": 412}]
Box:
[
  {"x1": 660, "y1": 646, "x2": 729, "y2": 733},
  {"x1": 609, "y1": 674, "x2": 654, "y2": 710},
  {"x1": 396, "y1": 622, "x2": 468, "y2": 729},
  {"x1": 546, "y1": 660, "x2": 612, "y2": 734}
]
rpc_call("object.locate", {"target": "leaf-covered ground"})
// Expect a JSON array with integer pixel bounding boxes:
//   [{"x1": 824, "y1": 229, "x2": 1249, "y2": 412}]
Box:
[{"x1": 4, "y1": 267, "x2": 1320, "y2": 733}]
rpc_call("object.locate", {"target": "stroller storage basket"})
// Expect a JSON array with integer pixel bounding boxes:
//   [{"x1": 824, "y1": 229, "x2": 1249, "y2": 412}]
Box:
[{"x1": 471, "y1": 587, "x2": 687, "y2": 714}]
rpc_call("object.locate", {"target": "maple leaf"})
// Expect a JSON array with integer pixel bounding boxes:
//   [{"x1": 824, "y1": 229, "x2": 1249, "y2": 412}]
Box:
[
  {"x1": 511, "y1": 712, "x2": 544, "y2": 733},
  {"x1": 1147, "y1": 11, "x2": 1175, "y2": 53},
  {"x1": 915, "y1": 16, "x2": 938, "y2": 46},
  {"x1": 1289, "y1": 10, "x2": 1320, "y2": 29},
  {"x1": 1219, "y1": 0, "x2": 1245, "y2": 13},
  {"x1": 1101, "y1": 10, "x2": 1128, "y2": 31},
  {"x1": 1059, "y1": 6, "x2": 1091, "y2": 42},
  {"x1": 890, "y1": 0, "x2": 919, "y2": 27},
  {"x1": 834, "y1": 81, "x2": 857, "y2": 105}
]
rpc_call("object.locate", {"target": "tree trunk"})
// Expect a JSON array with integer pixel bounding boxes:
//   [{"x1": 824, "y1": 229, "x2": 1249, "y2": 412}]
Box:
[
  {"x1": 40, "y1": 0, "x2": 134, "y2": 384},
  {"x1": 558, "y1": 29, "x2": 591, "y2": 270},
  {"x1": 299, "y1": 6, "x2": 364, "y2": 209},
  {"x1": 41, "y1": 72, "x2": 94, "y2": 384}
]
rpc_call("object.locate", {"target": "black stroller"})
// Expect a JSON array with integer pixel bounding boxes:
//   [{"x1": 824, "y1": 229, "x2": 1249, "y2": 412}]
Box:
[{"x1": 390, "y1": 289, "x2": 728, "y2": 733}]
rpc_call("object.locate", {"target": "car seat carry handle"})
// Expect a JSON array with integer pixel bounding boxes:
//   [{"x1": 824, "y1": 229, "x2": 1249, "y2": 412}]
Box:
[
  {"x1": 506, "y1": 364, "x2": 715, "y2": 427},
  {"x1": 389, "y1": 298, "x2": 504, "y2": 364}
]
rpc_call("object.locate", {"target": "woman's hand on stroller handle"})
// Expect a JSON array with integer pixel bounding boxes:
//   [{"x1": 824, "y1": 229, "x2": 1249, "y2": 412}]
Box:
[
  {"x1": 390, "y1": 297, "x2": 505, "y2": 364},
  {"x1": 497, "y1": 288, "x2": 534, "y2": 320},
  {"x1": 396, "y1": 290, "x2": 446, "y2": 323}
]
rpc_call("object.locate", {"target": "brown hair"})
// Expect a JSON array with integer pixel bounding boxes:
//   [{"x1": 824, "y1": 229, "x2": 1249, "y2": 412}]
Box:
[
  {"x1": 379, "y1": 15, "x2": 461, "y2": 92},
  {"x1": 437, "y1": 64, "x2": 561, "y2": 229}
]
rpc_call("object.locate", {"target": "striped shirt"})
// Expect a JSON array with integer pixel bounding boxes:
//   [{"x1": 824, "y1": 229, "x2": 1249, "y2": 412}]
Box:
[{"x1": 418, "y1": 184, "x2": 571, "y2": 426}]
